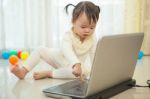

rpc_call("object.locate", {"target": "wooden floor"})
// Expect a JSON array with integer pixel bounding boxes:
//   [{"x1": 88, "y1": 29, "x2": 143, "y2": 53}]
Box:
[{"x1": 0, "y1": 56, "x2": 150, "y2": 99}]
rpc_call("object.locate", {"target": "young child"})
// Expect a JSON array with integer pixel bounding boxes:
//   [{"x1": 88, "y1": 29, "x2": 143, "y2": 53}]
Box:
[{"x1": 11, "y1": 1, "x2": 100, "y2": 80}]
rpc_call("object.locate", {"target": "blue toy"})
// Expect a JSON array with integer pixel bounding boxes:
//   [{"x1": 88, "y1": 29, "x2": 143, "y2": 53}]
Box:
[
  {"x1": 2, "y1": 51, "x2": 10, "y2": 59},
  {"x1": 138, "y1": 51, "x2": 144, "y2": 60}
]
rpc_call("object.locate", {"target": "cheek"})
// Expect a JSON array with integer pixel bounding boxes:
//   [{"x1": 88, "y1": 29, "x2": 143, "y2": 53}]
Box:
[
  {"x1": 91, "y1": 29, "x2": 95, "y2": 33},
  {"x1": 77, "y1": 27, "x2": 83, "y2": 33},
  {"x1": 88, "y1": 30, "x2": 95, "y2": 36},
  {"x1": 91, "y1": 28, "x2": 96, "y2": 32}
]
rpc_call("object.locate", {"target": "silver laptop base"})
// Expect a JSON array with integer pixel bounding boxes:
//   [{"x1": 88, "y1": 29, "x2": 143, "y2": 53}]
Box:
[
  {"x1": 70, "y1": 79, "x2": 136, "y2": 99},
  {"x1": 43, "y1": 79, "x2": 136, "y2": 99}
]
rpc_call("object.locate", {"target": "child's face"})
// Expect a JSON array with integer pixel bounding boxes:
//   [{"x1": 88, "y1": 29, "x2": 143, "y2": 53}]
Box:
[{"x1": 72, "y1": 12, "x2": 96, "y2": 40}]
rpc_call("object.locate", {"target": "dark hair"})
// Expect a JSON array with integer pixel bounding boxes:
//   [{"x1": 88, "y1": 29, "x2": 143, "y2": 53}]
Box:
[{"x1": 65, "y1": 1, "x2": 100, "y2": 24}]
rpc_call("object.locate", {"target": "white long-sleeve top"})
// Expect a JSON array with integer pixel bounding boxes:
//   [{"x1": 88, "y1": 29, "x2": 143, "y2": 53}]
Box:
[{"x1": 60, "y1": 29, "x2": 97, "y2": 75}]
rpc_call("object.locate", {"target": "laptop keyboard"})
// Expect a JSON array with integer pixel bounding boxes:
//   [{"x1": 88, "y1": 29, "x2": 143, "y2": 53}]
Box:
[
  {"x1": 44, "y1": 79, "x2": 88, "y2": 96},
  {"x1": 66, "y1": 80, "x2": 88, "y2": 92}
]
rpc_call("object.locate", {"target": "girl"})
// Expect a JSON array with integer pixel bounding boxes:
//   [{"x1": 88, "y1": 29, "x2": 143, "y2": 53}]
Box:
[{"x1": 11, "y1": 1, "x2": 100, "y2": 80}]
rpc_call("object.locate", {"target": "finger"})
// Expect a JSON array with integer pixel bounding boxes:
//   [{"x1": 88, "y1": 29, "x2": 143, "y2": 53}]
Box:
[
  {"x1": 80, "y1": 74, "x2": 84, "y2": 81},
  {"x1": 78, "y1": 70, "x2": 82, "y2": 80},
  {"x1": 72, "y1": 71, "x2": 78, "y2": 75},
  {"x1": 73, "y1": 72, "x2": 82, "y2": 80},
  {"x1": 72, "y1": 71, "x2": 80, "y2": 77}
]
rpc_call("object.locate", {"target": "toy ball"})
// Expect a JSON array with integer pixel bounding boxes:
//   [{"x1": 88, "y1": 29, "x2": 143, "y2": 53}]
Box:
[
  {"x1": 17, "y1": 51, "x2": 22, "y2": 58},
  {"x1": 10, "y1": 50, "x2": 17, "y2": 56},
  {"x1": 9, "y1": 55, "x2": 19, "y2": 65},
  {"x1": 138, "y1": 51, "x2": 144, "y2": 60},
  {"x1": 2, "y1": 51, "x2": 10, "y2": 59},
  {"x1": 21, "y1": 51, "x2": 29, "y2": 60}
]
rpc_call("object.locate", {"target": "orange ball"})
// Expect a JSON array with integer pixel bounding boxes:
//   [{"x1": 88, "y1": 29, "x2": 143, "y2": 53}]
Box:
[{"x1": 9, "y1": 55, "x2": 19, "y2": 65}]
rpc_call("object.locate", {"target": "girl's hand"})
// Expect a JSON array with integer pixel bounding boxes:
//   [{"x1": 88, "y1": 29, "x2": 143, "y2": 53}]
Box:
[{"x1": 72, "y1": 63, "x2": 82, "y2": 77}]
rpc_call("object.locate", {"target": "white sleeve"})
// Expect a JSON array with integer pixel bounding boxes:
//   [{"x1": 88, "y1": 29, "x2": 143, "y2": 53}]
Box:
[{"x1": 61, "y1": 33, "x2": 80, "y2": 67}]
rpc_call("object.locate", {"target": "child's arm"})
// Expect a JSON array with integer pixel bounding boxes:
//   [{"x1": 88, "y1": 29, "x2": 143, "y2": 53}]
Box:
[{"x1": 61, "y1": 33, "x2": 82, "y2": 76}]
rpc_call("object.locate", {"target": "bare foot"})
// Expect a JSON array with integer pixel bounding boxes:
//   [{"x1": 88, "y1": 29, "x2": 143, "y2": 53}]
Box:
[
  {"x1": 33, "y1": 71, "x2": 52, "y2": 80},
  {"x1": 11, "y1": 65, "x2": 28, "y2": 79}
]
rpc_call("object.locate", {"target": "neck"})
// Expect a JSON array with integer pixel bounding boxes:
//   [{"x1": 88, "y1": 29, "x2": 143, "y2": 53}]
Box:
[{"x1": 80, "y1": 37, "x2": 85, "y2": 42}]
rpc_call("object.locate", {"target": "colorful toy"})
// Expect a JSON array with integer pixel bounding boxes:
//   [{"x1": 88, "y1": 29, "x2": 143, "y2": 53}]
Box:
[
  {"x1": 2, "y1": 51, "x2": 10, "y2": 59},
  {"x1": 138, "y1": 51, "x2": 144, "y2": 60},
  {"x1": 17, "y1": 51, "x2": 22, "y2": 58},
  {"x1": 21, "y1": 51, "x2": 29, "y2": 60},
  {"x1": 9, "y1": 55, "x2": 19, "y2": 65},
  {"x1": 10, "y1": 50, "x2": 17, "y2": 56}
]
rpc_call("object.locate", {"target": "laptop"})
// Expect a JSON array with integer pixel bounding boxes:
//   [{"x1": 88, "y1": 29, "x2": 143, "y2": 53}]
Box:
[{"x1": 43, "y1": 33, "x2": 144, "y2": 98}]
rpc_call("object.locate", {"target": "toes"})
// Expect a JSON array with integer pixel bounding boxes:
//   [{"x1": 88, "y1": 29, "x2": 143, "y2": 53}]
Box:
[
  {"x1": 33, "y1": 73, "x2": 37, "y2": 77},
  {"x1": 33, "y1": 73, "x2": 40, "y2": 80},
  {"x1": 33, "y1": 74, "x2": 38, "y2": 79},
  {"x1": 33, "y1": 75, "x2": 37, "y2": 80},
  {"x1": 10, "y1": 66, "x2": 18, "y2": 73},
  {"x1": 33, "y1": 72, "x2": 39, "y2": 76}
]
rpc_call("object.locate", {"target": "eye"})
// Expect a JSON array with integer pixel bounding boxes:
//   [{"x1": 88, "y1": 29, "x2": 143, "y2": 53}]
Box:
[
  {"x1": 90, "y1": 27, "x2": 94, "y2": 29},
  {"x1": 81, "y1": 26, "x2": 86, "y2": 28}
]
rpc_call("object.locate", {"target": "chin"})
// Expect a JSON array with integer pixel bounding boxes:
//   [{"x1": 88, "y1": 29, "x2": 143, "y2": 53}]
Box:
[
  {"x1": 82, "y1": 37, "x2": 87, "y2": 40},
  {"x1": 83, "y1": 35, "x2": 89, "y2": 38}
]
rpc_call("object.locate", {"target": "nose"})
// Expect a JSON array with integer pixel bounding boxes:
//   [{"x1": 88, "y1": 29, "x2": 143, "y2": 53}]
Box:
[{"x1": 85, "y1": 28, "x2": 90, "y2": 33}]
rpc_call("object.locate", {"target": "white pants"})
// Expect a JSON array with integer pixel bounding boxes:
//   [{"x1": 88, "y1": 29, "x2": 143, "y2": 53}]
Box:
[{"x1": 23, "y1": 47, "x2": 75, "y2": 78}]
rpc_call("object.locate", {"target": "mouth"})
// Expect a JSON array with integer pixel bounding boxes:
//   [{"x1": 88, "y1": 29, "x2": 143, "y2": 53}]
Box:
[{"x1": 83, "y1": 34, "x2": 89, "y2": 37}]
